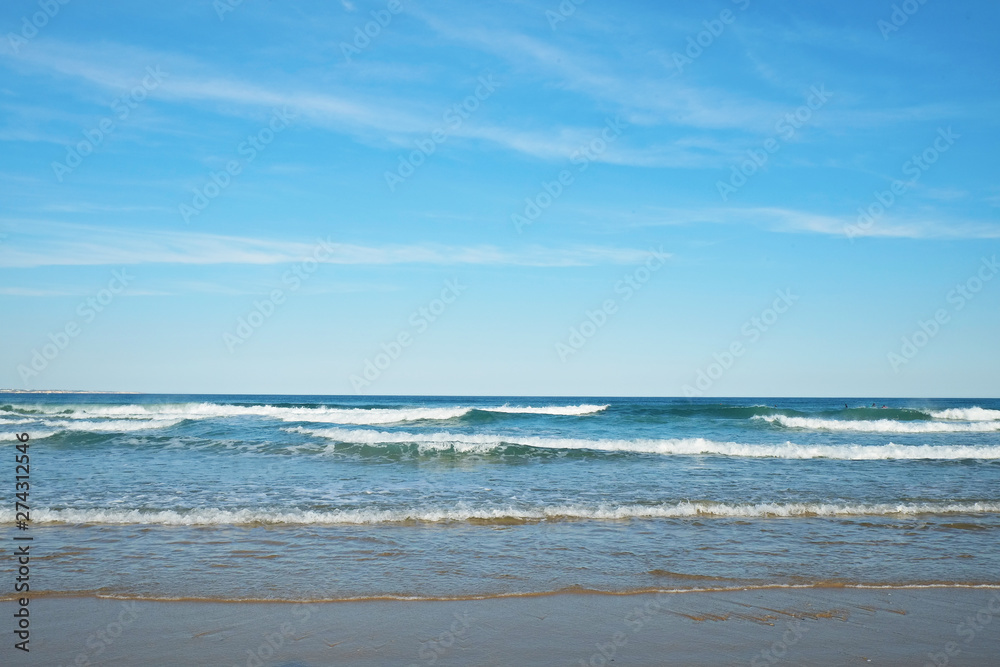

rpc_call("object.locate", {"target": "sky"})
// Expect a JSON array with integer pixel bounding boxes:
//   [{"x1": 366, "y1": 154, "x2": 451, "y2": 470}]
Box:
[{"x1": 0, "y1": 0, "x2": 998, "y2": 396}]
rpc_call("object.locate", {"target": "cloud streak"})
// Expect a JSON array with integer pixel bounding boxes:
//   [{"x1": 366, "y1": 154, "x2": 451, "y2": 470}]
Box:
[
  {"x1": 623, "y1": 206, "x2": 1000, "y2": 240},
  {"x1": 0, "y1": 37, "x2": 816, "y2": 169},
  {"x1": 0, "y1": 221, "x2": 668, "y2": 268}
]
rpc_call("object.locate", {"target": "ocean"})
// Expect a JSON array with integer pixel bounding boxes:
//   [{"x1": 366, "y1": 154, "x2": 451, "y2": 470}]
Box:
[{"x1": 2, "y1": 394, "x2": 999, "y2": 603}]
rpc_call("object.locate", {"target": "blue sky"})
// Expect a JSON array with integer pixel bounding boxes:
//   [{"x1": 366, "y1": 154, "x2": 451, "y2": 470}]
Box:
[{"x1": 1, "y1": 0, "x2": 998, "y2": 396}]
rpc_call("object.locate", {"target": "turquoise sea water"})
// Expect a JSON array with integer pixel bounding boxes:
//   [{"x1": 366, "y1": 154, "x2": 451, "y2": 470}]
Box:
[{"x1": 2, "y1": 394, "x2": 999, "y2": 601}]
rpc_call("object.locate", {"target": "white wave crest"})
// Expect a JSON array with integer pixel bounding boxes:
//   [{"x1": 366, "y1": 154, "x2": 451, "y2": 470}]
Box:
[
  {"x1": 0, "y1": 402, "x2": 605, "y2": 428},
  {"x1": 481, "y1": 404, "x2": 608, "y2": 416},
  {"x1": 290, "y1": 427, "x2": 1000, "y2": 459},
  {"x1": 929, "y1": 407, "x2": 1000, "y2": 421},
  {"x1": 755, "y1": 414, "x2": 1000, "y2": 433},
  {"x1": 0, "y1": 416, "x2": 35, "y2": 424},
  {"x1": 39, "y1": 419, "x2": 184, "y2": 433},
  {"x1": 23, "y1": 403, "x2": 474, "y2": 425},
  {"x1": 6, "y1": 501, "x2": 999, "y2": 526},
  {"x1": 0, "y1": 431, "x2": 57, "y2": 441}
]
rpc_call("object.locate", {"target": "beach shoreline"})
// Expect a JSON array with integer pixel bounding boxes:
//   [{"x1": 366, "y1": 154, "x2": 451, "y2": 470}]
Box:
[{"x1": 6, "y1": 586, "x2": 999, "y2": 666}]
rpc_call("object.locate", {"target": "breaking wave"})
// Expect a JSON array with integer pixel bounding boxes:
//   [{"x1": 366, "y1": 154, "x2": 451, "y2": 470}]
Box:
[
  {"x1": 929, "y1": 407, "x2": 1000, "y2": 422},
  {"x1": 0, "y1": 402, "x2": 608, "y2": 431},
  {"x1": 755, "y1": 414, "x2": 1000, "y2": 433},
  {"x1": 6, "y1": 501, "x2": 1000, "y2": 526},
  {"x1": 291, "y1": 427, "x2": 1000, "y2": 459}
]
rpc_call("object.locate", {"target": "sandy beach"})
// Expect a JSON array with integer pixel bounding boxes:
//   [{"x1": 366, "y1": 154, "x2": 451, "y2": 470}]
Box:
[{"x1": 7, "y1": 586, "x2": 998, "y2": 666}]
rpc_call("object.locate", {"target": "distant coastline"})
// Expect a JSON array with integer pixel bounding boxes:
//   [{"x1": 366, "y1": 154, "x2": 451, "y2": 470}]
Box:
[{"x1": 0, "y1": 389, "x2": 137, "y2": 394}]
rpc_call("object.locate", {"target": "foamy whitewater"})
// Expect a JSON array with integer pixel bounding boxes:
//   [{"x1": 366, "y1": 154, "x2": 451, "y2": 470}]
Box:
[{"x1": 2, "y1": 395, "x2": 999, "y2": 601}]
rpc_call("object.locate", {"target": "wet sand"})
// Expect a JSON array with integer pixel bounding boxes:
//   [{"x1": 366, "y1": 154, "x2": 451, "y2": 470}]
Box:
[{"x1": 6, "y1": 587, "x2": 999, "y2": 666}]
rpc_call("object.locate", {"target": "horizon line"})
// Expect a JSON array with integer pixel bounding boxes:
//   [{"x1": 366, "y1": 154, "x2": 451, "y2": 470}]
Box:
[{"x1": 2, "y1": 390, "x2": 997, "y2": 400}]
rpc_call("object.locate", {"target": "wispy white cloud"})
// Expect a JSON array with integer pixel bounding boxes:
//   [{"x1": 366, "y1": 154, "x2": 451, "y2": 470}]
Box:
[
  {"x1": 415, "y1": 8, "x2": 973, "y2": 138},
  {"x1": 170, "y1": 280, "x2": 394, "y2": 296},
  {"x1": 0, "y1": 40, "x2": 568, "y2": 158},
  {"x1": 413, "y1": 16, "x2": 786, "y2": 134},
  {"x1": 0, "y1": 38, "x2": 763, "y2": 168},
  {"x1": 38, "y1": 203, "x2": 172, "y2": 213},
  {"x1": 0, "y1": 287, "x2": 84, "y2": 297},
  {"x1": 0, "y1": 221, "x2": 668, "y2": 268},
  {"x1": 621, "y1": 205, "x2": 1000, "y2": 240},
  {"x1": 0, "y1": 286, "x2": 169, "y2": 297}
]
